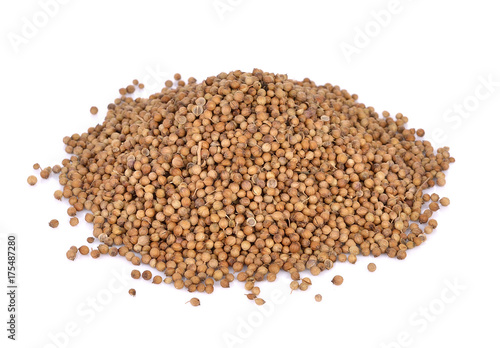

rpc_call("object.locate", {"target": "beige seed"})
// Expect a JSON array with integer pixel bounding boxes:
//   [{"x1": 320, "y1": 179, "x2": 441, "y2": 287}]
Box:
[
  {"x1": 187, "y1": 298, "x2": 200, "y2": 306},
  {"x1": 255, "y1": 298, "x2": 265, "y2": 306},
  {"x1": 27, "y1": 175, "x2": 37, "y2": 186},
  {"x1": 332, "y1": 275, "x2": 343, "y2": 286}
]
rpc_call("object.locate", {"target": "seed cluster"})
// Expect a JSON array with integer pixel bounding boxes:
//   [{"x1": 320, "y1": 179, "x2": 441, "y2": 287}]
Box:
[{"x1": 35, "y1": 69, "x2": 453, "y2": 295}]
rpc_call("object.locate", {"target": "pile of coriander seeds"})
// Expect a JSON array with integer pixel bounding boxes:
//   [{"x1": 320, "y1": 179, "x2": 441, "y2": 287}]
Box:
[{"x1": 32, "y1": 69, "x2": 453, "y2": 296}]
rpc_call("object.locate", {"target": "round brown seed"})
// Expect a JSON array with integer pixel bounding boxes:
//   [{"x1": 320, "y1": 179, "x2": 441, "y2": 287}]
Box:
[
  {"x1": 27, "y1": 175, "x2": 37, "y2": 186},
  {"x1": 332, "y1": 275, "x2": 343, "y2": 286},
  {"x1": 79, "y1": 246, "x2": 89, "y2": 255}
]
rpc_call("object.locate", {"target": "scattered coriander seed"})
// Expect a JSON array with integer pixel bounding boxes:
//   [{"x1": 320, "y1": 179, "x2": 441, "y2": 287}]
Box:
[
  {"x1": 54, "y1": 190, "x2": 63, "y2": 200},
  {"x1": 332, "y1": 275, "x2": 343, "y2": 286},
  {"x1": 416, "y1": 129, "x2": 425, "y2": 137},
  {"x1": 27, "y1": 175, "x2": 38, "y2": 186},
  {"x1": 131, "y1": 270, "x2": 141, "y2": 279},
  {"x1": 440, "y1": 197, "x2": 450, "y2": 206},
  {"x1": 367, "y1": 263, "x2": 377, "y2": 272},
  {"x1": 142, "y1": 270, "x2": 152, "y2": 281},
  {"x1": 66, "y1": 249, "x2": 76, "y2": 261},
  {"x1": 299, "y1": 283, "x2": 309, "y2": 291},
  {"x1": 251, "y1": 287, "x2": 261, "y2": 296},
  {"x1": 90, "y1": 250, "x2": 100, "y2": 259},
  {"x1": 90, "y1": 106, "x2": 98, "y2": 115},
  {"x1": 315, "y1": 294, "x2": 322, "y2": 302},
  {"x1": 174, "y1": 73, "x2": 181, "y2": 81},
  {"x1": 86, "y1": 237, "x2": 95, "y2": 243},
  {"x1": 153, "y1": 275, "x2": 162, "y2": 284},
  {"x1": 187, "y1": 298, "x2": 200, "y2": 306},
  {"x1": 69, "y1": 217, "x2": 79, "y2": 227},
  {"x1": 33, "y1": 163, "x2": 40, "y2": 170},
  {"x1": 129, "y1": 289, "x2": 136, "y2": 296},
  {"x1": 255, "y1": 298, "x2": 265, "y2": 306},
  {"x1": 40, "y1": 169, "x2": 50, "y2": 179},
  {"x1": 79, "y1": 245, "x2": 89, "y2": 255},
  {"x1": 290, "y1": 280, "x2": 299, "y2": 292},
  {"x1": 49, "y1": 219, "x2": 59, "y2": 228}
]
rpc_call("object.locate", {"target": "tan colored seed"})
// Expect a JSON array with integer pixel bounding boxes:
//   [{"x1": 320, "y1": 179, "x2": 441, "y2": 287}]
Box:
[
  {"x1": 315, "y1": 294, "x2": 322, "y2": 302},
  {"x1": 255, "y1": 298, "x2": 265, "y2": 306},
  {"x1": 129, "y1": 289, "x2": 136, "y2": 296},
  {"x1": 54, "y1": 190, "x2": 63, "y2": 200},
  {"x1": 440, "y1": 197, "x2": 450, "y2": 206},
  {"x1": 332, "y1": 275, "x2": 343, "y2": 286},
  {"x1": 367, "y1": 263, "x2": 377, "y2": 272},
  {"x1": 66, "y1": 250, "x2": 76, "y2": 261},
  {"x1": 79, "y1": 246, "x2": 89, "y2": 255},
  {"x1": 142, "y1": 270, "x2": 152, "y2": 280},
  {"x1": 69, "y1": 217, "x2": 79, "y2": 227},
  {"x1": 187, "y1": 297, "x2": 200, "y2": 306},
  {"x1": 27, "y1": 175, "x2": 37, "y2": 186},
  {"x1": 49, "y1": 219, "x2": 59, "y2": 228},
  {"x1": 90, "y1": 106, "x2": 98, "y2": 115}
]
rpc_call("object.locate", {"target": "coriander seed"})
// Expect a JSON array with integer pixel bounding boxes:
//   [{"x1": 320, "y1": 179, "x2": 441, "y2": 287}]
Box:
[
  {"x1": 187, "y1": 298, "x2": 200, "y2": 306},
  {"x1": 255, "y1": 298, "x2": 265, "y2": 306},
  {"x1": 27, "y1": 175, "x2": 38, "y2": 186},
  {"x1": 332, "y1": 275, "x2": 343, "y2": 286}
]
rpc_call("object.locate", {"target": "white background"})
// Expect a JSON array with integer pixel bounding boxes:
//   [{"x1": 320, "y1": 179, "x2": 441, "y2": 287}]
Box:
[{"x1": 1, "y1": 1, "x2": 499, "y2": 347}]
